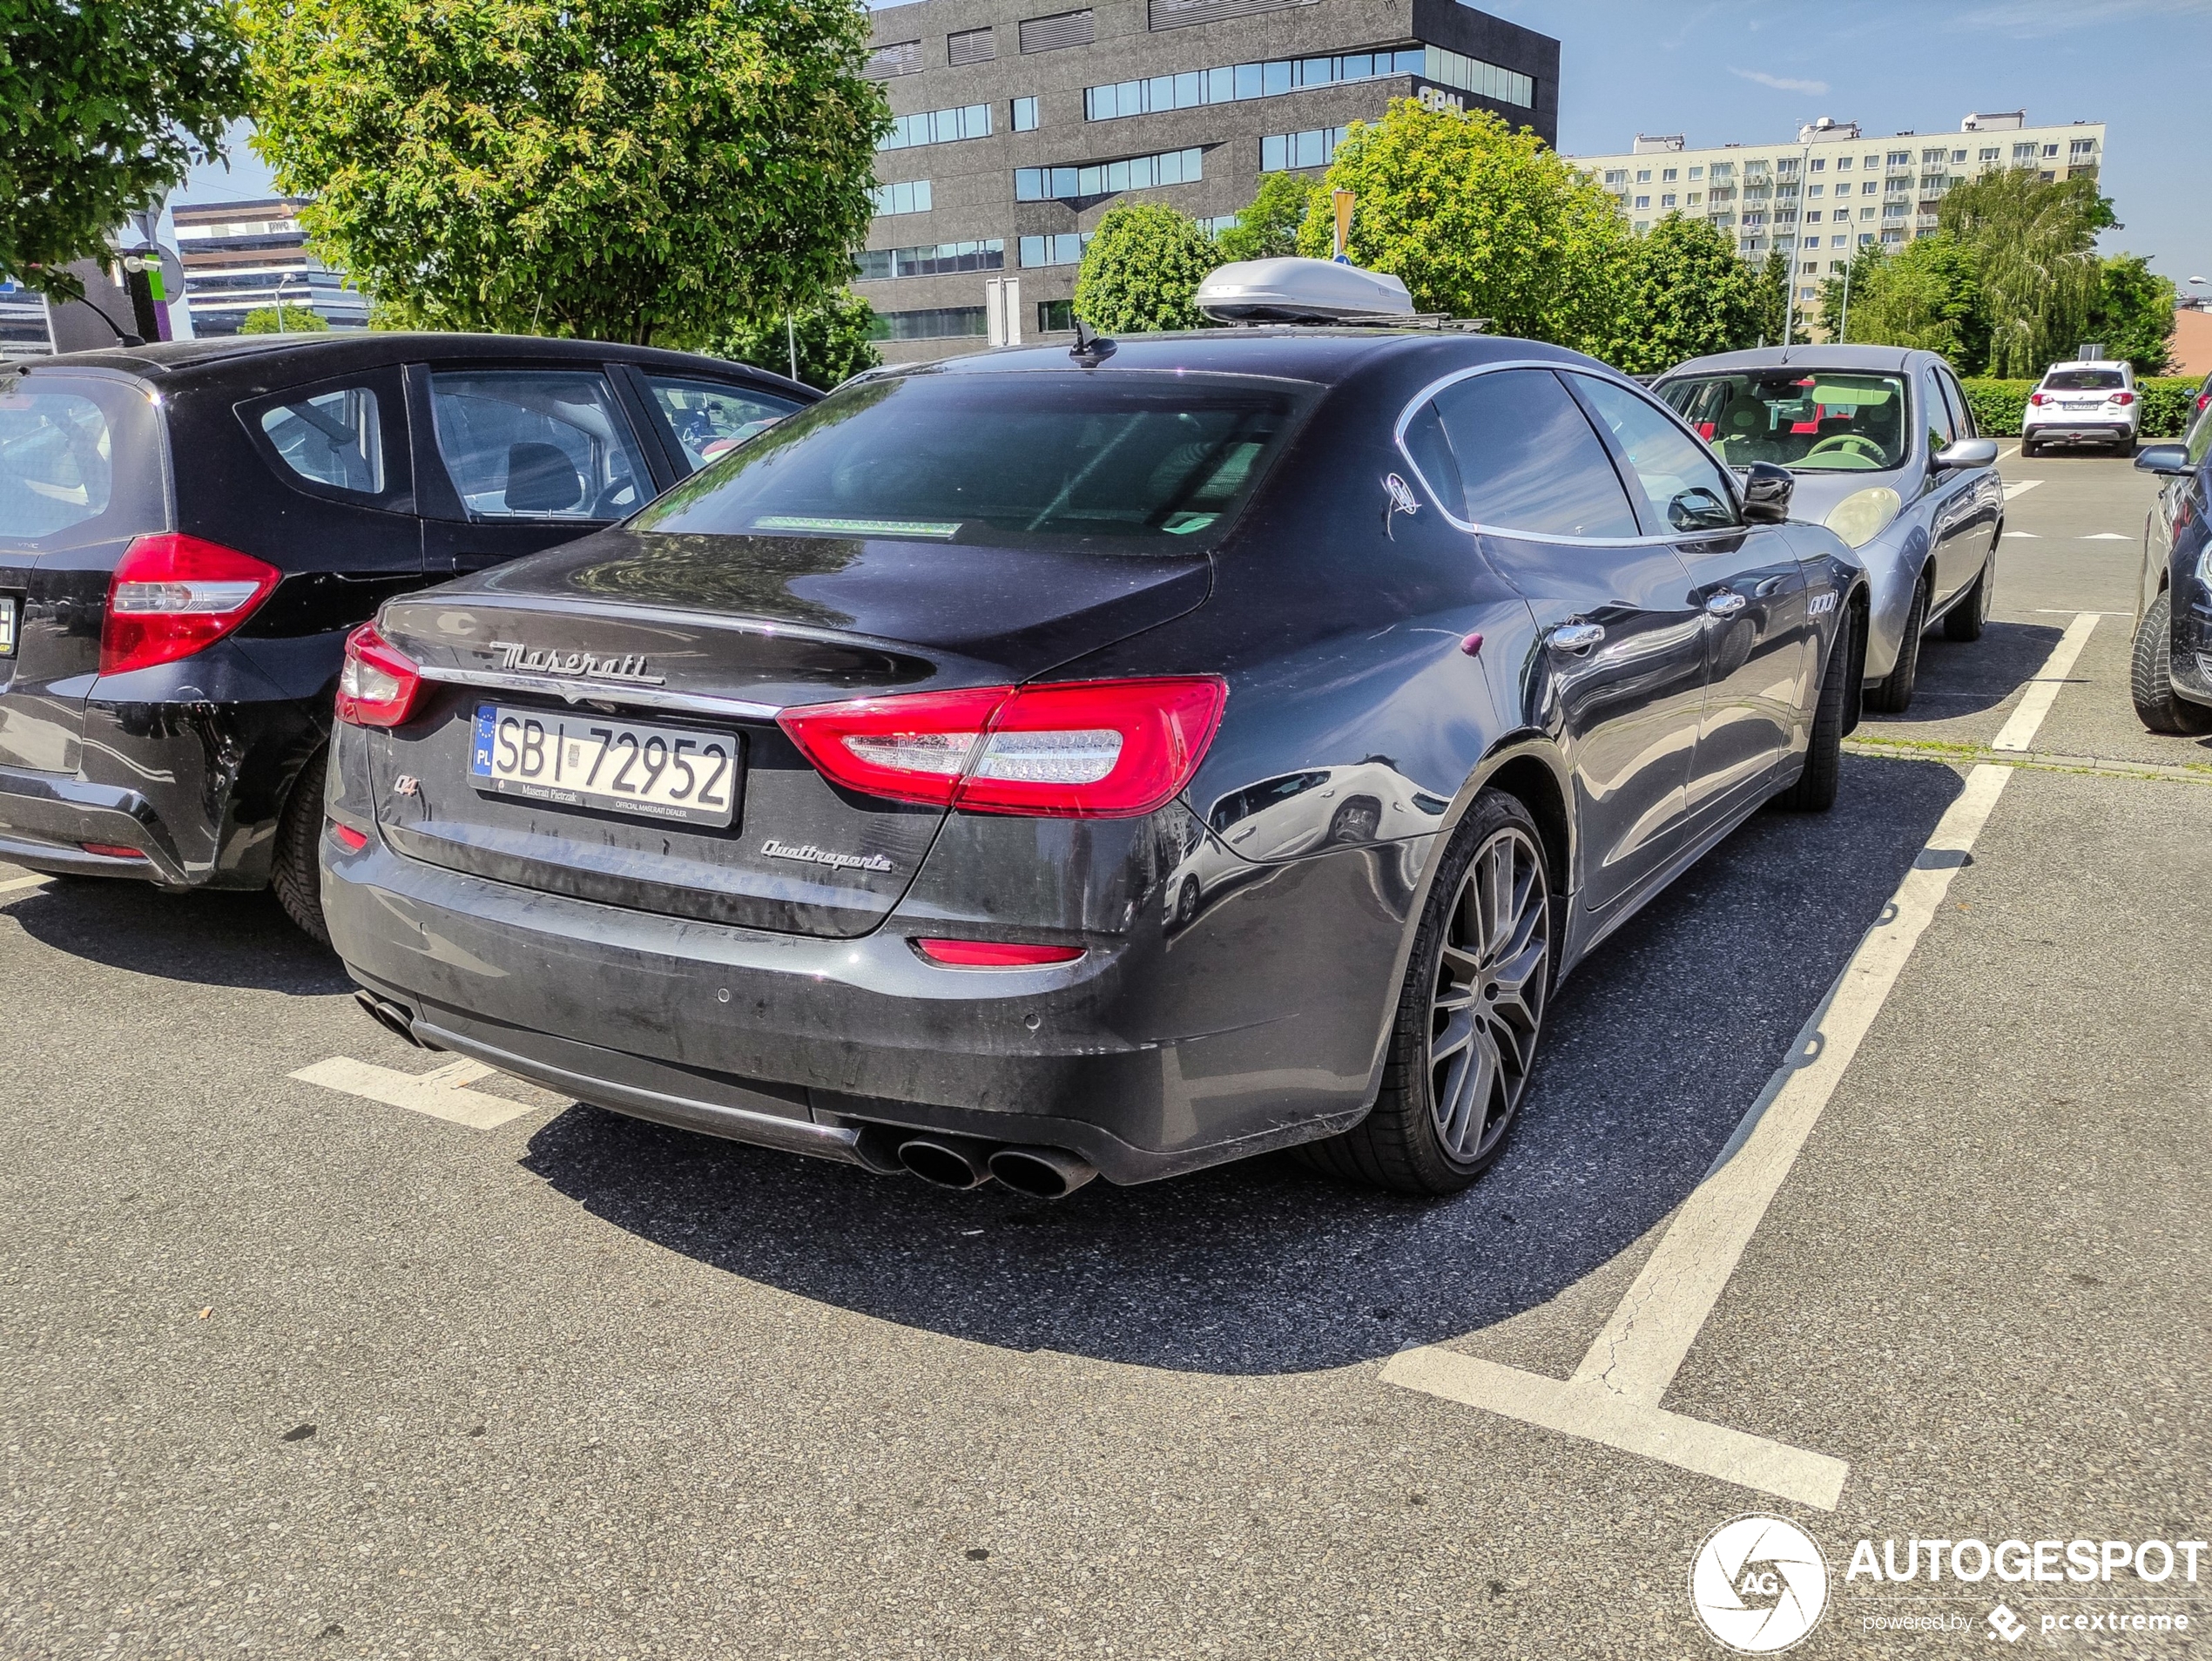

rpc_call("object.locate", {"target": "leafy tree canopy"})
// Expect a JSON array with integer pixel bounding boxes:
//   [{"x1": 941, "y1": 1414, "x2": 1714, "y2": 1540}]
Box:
[
  {"x1": 1216, "y1": 173, "x2": 1320, "y2": 263},
  {"x1": 1294, "y1": 101, "x2": 1629, "y2": 355},
  {"x1": 2086, "y1": 253, "x2": 2176, "y2": 375},
  {"x1": 240, "y1": 0, "x2": 888, "y2": 346},
  {"x1": 238, "y1": 305, "x2": 331, "y2": 334},
  {"x1": 1937, "y1": 168, "x2": 2112, "y2": 377},
  {"x1": 706, "y1": 290, "x2": 881, "y2": 390},
  {"x1": 1, "y1": 0, "x2": 249, "y2": 299},
  {"x1": 1606, "y1": 213, "x2": 1763, "y2": 375},
  {"x1": 1074, "y1": 204, "x2": 1222, "y2": 333},
  {"x1": 1823, "y1": 233, "x2": 1988, "y2": 367}
]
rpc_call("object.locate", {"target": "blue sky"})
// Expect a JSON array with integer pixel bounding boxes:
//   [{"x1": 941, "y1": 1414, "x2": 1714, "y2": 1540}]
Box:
[{"x1": 174, "y1": 0, "x2": 2210, "y2": 300}]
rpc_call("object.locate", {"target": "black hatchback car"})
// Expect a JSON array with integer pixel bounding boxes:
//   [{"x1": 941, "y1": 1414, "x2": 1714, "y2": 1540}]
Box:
[
  {"x1": 2129, "y1": 406, "x2": 2212, "y2": 733},
  {"x1": 0, "y1": 334, "x2": 812, "y2": 936},
  {"x1": 322, "y1": 329, "x2": 1870, "y2": 1197}
]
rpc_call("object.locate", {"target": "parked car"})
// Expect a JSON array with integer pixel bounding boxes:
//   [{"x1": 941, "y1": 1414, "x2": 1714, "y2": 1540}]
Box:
[
  {"x1": 1656, "y1": 345, "x2": 2002, "y2": 713},
  {"x1": 0, "y1": 333, "x2": 813, "y2": 939},
  {"x1": 320, "y1": 322, "x2": 1869, "y2": 1198},
  {"x1": 2020, "y1": 358, "x2": 2140, "y2": 456},
  {"x1": 2128, "y1": 404, "x2": 2212, "y2": 734}
]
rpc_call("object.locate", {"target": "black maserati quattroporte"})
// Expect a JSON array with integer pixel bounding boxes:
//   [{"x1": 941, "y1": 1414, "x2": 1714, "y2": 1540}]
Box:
[{"x1": 321, "y1": 325, "x2": 1868, "y2": 1196}]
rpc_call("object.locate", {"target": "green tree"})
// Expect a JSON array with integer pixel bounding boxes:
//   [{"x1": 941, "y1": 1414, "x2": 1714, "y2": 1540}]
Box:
[
  {"x1": 1292, "y1": 102, "x2": 1629, "y2": 354},
  {"x1": 706, "y1": 290, "x2": 881, "y2": 390},
  {"x1": 1822, "y1": 232, "x2": 1986, "y2": 367},
  {"x1": 1, "y1": 0, "x2": 249, "y2": 299},
  {"x1": 240, "y1": 0, "x2": 887, "y2": 346},
  {"x1": 238, "y1": 305, "x2": 331, "y2": 334},
  {"x1": 1937, "y1": 168, "x2": 2112, "y2": 377},
  {"x1": 1748, "y1": 246, "x2": 1793, "y2": 347},
  {"x1": 1605, "y1": 213, "x2": 1763, "y2": 375},
  {"x1": 1216, "y1": 173, "x2": 1321, "y2": 263},
  {"x1": 1814, "y1": 240, "x2": 1887, "y2": 343},
  {"x1": 1073, "y1": 204, "x2": 1223, "y2": 333},
  {"x1": 2085, "y1": 253, "x2": 2176, "y2": 375}
]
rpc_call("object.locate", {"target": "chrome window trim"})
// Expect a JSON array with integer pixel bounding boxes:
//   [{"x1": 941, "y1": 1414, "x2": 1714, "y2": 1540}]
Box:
[
  {"x1": 414, "y1": 664, "x2": 784, "y2": 722},
  {"x1": 1391, "y1": 359, "x2": 1732, "y2": 548}
]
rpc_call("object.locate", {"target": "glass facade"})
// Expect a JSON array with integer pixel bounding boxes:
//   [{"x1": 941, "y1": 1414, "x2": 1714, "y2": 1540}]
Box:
[
  {"x1": 1083, "y1": 46, "x2": 1530, "y2": 121},
  {"x1": 870, "y1": 180, "x2": 934, "y2": 216},
  {"x1": 853, "y1": 240, "x2": 1006, "y2": 280},
  {"x1": 1015, "y1": 147, "x2": 1201, "y2": 201},
  {"x1": 1261, "y1": 127, "x2": 1349, "y2": 172},
  {"x1": 880, "y1": 105, "x2": 992, "y2": 152},
  {"x1": 1019, "y1": 233, "x2": 1094, "y2": 267},
  {"x1": 868, "y1": 307, "x2": 989, "y2": 341}
]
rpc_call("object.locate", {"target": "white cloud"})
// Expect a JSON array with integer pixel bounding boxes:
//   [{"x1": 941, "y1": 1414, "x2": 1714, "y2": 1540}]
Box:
[
  {"x1": 1952, "y1": 0, "x2": 2212, "y2": 30},
  {"x1": 1730, "y1": 67, "x2": 1831, "y2": 96}
]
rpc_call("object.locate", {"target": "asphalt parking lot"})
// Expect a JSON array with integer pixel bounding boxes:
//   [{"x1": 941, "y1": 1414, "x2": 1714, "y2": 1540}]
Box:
[{"x1": 3, "y1": 451, "x2": 2206, "y2": 1658}]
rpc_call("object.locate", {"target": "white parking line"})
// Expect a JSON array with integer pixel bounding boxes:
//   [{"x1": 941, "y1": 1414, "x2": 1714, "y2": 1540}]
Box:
[
  {"x1": 1991, "y1": 611, "x2": 2098, "y2": 752},
  {"x1": 290, "y1": 1055, "x2": 538, "y2": 1130},
  {"x1": 2003, "y1": 478, "x2": 2043, "y2": 501},
  {"x1": 2079, "y1": 532, "x2": 2129, "y2": 541},
  {"x1": 0, "y1": 874, "x2": 51, "y2": 897},
  {"x1": 1383, "y1": 617, "x2": 2097, "y2": 1508}
]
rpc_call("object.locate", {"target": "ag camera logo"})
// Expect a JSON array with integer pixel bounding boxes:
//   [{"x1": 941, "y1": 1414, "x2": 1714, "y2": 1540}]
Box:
[{"x1": 1690, "y1": 1515, "x2": 1831, "y2": 1653}]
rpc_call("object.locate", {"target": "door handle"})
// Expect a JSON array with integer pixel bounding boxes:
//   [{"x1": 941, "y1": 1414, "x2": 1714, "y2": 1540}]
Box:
[
  {"x1": 1548, "y1": 621, "x2": 1606, "y2": 650},
  {"x1": 1703, "y1": 592, "x2": 1748, "y2": 618}
]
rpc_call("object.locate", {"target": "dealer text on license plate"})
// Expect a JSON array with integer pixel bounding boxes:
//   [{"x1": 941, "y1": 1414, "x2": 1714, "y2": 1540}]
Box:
[{"x1": 469, "y1": 706, "x2": 739, "y2": 827}]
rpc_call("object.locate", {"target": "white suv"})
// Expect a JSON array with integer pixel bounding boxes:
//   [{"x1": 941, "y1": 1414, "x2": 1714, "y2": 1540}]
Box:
[{"x1": 2021, "y1": 359, "x2": 2139, "y2": 456}]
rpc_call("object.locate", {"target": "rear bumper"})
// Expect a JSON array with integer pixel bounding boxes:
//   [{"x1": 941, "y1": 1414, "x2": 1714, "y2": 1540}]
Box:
[
  {"x1": 2022, "y1": 422, "x2": 2134, "y2": 442},
  {"x1": 320, "y1": 829, "x2": 1401, "y2": 1185},
  {"x1": 0, "y1": 766, "x2": 192, "y2": 883}
]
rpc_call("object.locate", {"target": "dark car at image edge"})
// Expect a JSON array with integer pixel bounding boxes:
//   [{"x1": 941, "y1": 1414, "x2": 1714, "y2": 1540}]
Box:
[
  {"x1": 320, "y1": 327, "x2": 1871, "y2": 1198},
  {"x1": 0, "y1": 333, "x2": 813, "y2": 938}
]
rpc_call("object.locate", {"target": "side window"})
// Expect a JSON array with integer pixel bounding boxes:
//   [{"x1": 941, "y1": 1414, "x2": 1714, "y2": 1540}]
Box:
[
  {"x1": 427, "y1": 369, "x2": 653, "y2": 522},
  {"x1": 259, "y1": 387, "x2": 384, "y2": 495},
  {"x1": 1921, "y1": 369, "x2": 1957, "y2": 456},
  {"x1": 1399, "y1": 399, "x2": 1466, "y2": 518},
  {"x1": 1569, "y1": 374, "x2": 1740, "y2": 535},
  {"x1": 644, "y1": 375, "x2": 802, "y2": 474},
  {"x1": 1422, "y1": 368, "x2": 1641, "y2": 538},
  {"x1": 1940, "y1": 371, "x2": 1976, "y2": 439}
]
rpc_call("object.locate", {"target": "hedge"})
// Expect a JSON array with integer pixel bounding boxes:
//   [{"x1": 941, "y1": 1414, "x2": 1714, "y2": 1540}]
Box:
[{"x1": 1960, "y1": 375, "x2": 2200, "y2": 439}]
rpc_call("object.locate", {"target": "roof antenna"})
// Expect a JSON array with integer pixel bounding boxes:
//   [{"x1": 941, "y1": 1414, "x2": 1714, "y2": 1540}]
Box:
[{"x1": 1069, "y1": 313, "x2": 1116, "y2": 365}]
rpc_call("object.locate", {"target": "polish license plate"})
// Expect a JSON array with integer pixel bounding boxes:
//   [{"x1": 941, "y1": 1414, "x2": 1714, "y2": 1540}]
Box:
[
  {"x1": 469, "y1": 706, "x2": 740, "y2": 828},
  {"x1": 0, "y1": 597, "x2": 15, "y2": 656}
]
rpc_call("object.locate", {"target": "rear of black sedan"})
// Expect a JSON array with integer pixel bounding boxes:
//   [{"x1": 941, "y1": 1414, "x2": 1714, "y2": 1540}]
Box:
[{"x1": 321, "y1": 331, "x2": 1867, "y2": 1195}]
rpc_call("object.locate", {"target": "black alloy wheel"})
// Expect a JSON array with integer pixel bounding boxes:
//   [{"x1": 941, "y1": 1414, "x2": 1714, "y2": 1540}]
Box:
[
  {"x1": 2130, "y1": 591, "x2": 2212, "y2": 736},
  {"x1": 1299, "y1": 790, "x2": 1551, "y2": 1194}
]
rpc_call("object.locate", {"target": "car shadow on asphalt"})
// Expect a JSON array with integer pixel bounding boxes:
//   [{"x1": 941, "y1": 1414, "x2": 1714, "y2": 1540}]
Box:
[
  {"x1": 1857, "y1": 618, "x2": 2064, "y2": 727},
  {"x1": 3, "y1": 876, "x2": 352, "y2": 995},
  {"x1": 519, "y1": 753, "x2": 1966, "y2": 1376}
]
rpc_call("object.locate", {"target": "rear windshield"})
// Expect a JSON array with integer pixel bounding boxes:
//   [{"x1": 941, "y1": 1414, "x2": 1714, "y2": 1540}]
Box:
[
  {"x1": 0, "y1": 371, "x2": 170, "y2": 550},
  {"x1": 631, "y1": 371, "x2": 1305, "y2": 551},
  {"x1": 1660, "y1": 371, "x2": 1910, "y2": 473},
  {"x1": 2042, "y1": 368, "x2": 2125, "y2": 392}
]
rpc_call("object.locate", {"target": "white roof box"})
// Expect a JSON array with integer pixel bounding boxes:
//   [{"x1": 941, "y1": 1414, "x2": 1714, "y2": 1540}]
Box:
[{"x1": 1194, "y1": 257, "x2": 1414, "y2": 324}]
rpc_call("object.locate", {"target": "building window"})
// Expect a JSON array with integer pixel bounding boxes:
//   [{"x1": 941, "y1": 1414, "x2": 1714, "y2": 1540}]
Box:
[
  {"x1": 1709, "y1": 161, "x2": 1734, "y2": 179},
  {"x1": 1859, "y1": 206, "x2": 1876, "y2": 220},
  {"x1": 1800, "y1": 260, "x2": 1817, "y2": 274},
  {"x1": 1807, "y1": 183, "x2": 1824, "y2": 198},
  {"x1": 1603, "y1": 169, "x2": 1627, "y2": 186},
  {"x1": 1082, "y1": 48, "x2": 1527, "y2": 121},
  {"x1": 880, "y1": 105, "x2": 992, "y2": 152},
  {"x1": 1921, "y1": 147, "x2": 1946, "y2": 164},
  {"x1": 1634, "y1": 220, "x2": 1649, "y2": 233},
  {"x1": 2012, "y1": 142, "x2": 2036, "y2": 161},
  {"x1": 1776, "y1": 158, "x2": 1799, "y2": 177},
  {"x1": 1660, "y1": 193, "x2": 1676, "y2": 208},
  {"x1": 868, "y1": 307, "x2": 988, "y2": 341},
  {"x1": 1809, "y1": 158, "x2": 1825, "y2": 172},
  {"x1": 948, "y1": 26, "x2": 995, "y2": 65},
  {"x1": 1635, "y1": 168, "x2": 1650, "y2": 182},
  {"x1": 1861, "y1": 180, "x2": 1878, "y2": 194},
  {"x1": 1019, "y1": 10, "x2": 1093, "y2": 51},
  {"x1": 1196, "y1": 214, "x2": 1238, "y2": 237},
  {"x1": 1261, "y1": 127, "x2": 1347, "y2": 172},
  {"x1": 1019, "y1": 233, "x2": 1093, "y2": 267},
  {"x1": 870, "y1": 179, "x2": 933, "y2": 216},
  {"x1": 1686, "y1": 192, "x2": 1702, "y2": 206},
  {"x1": 1886, "y1": 150, "x2": 1909, "y2": 167},
  {"x1": 867, "y1": 39, "x2": 921, "y2": 78},
  {"x1": 1634, "y1": 195, "x2": 1650, "y2": 210},
  {"x1": 853, "y1": 240, "x2": 1005, "y2": 280},
  {"x1": 1689, "y1": 165, "x2": 1703, "y2": 179},
  {"x1": 1016, "y1": 147, "x2": 1202, "y2": 200},
  {"x1": 1012, "y1": 96, "x2": 1041, "y2": 131},
  {"x1": 2069, "y1": 138, "x2": 2095, "y2": 158},
  {"x1": 1036, "y1": 299, "x2": 1075, "y2": 333},
  {"x1": 1661, "y1": 167, "x2": 1678, "y2": 182},
  {"x1": 1804, "y1": 210, "x2": 1820, "y2": 223},
  {"x1": 2041, "y1": 143, "x2": 2058, "y2": 157},
  {"x1": 1979, "y1": 146, "x2": 1999, "y2": 161},
  {"x1": 1834, "y1": 157, "x2": 1851, "y2": 171}
]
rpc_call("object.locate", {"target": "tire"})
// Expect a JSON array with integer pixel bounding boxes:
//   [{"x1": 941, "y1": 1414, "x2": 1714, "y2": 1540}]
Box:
[
  {"x1": 271, "y1": 748, "x2": 334, "y2": 947},
  {"x1": 1943, "y1": 555, "x2": 1993, "y2": 642},
  {"x1": 2020, "y1": 437, "x2": 2040, "y2": 458},
  {"x1": 1866, "y1": 574, "x2": 1927, "y2": 714},
  {"x1": 1295, "y1": 790, "x2": 1553, "y2": 1195},
  {"x1": 1776, "y1": 608, "x2": 1852, "y2": 812},
  {"x1": 1175, "y1": 875, "x2": 1201, "y2": 926},
  {"x1": 2129, "y1": 591, "x2": 2212, "y2": 736}
]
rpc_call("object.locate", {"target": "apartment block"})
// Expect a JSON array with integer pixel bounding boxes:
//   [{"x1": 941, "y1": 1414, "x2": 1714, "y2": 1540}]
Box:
[{"x1": 170, "y1": 199, "x2": 371, "y2": 336}]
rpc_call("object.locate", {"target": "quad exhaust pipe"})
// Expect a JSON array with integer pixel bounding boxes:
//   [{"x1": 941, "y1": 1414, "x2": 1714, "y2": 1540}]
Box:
[
  {"x1": 987, "y1": 1145, "x2": 1098, "y2": 1199},
  {"x1": 896, "y1": 1136, "x2": 995, "y2": 1190},
  {"x1": 893, "y1": 1135, "x2": 1098, "y2": 1199}
]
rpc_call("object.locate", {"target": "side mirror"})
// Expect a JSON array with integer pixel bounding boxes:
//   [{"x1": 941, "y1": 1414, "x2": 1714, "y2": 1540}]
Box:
[
  {"x1": 1741, "y1": 461, "x2": 1794, "y2": 524},
  {"x1": 1933, "y1": 437, "x2": 2000, "y2": 470},
  {"x1": 2134, "y1": 444, "x2": 2192, "y2": 476}
]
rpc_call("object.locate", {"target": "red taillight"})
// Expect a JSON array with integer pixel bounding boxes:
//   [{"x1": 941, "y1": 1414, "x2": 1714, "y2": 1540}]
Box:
[
  {"x1": 2113, "y1": 391, "x2": 2135, "y2": 406},
  {"x1": 2197, "y1": 393, "x2": 2209, "y2": 413},
  {"x1": 79, "y1": 842, "x2": 145, "y2": 860},
  {"x1": 912, "y1": 938, "x2": 1086, "y2": 968},
  {"x1": 2028, "y1": 392, "x2": 2047, "y2": 406},
  {"x1": 327, "y1": 821, "x2": 369, "y2": 853},
  {"x1": 100, "y1": 534, "x2": 281, "y2": 676},
  {"x1": 335, "y1": 623, "x2": 425, "y2": 728},
  {"x1": 779, "y1": 676, "x2": 1227, "y2": 819}
]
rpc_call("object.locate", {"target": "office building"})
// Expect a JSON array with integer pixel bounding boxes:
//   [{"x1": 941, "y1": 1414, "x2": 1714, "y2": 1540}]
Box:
[
  {"x1": 1570, "y1": 111, "x2": 2107, "y2": 313},
  {"x1": 858, "y1": 0, "x2": 1560, "y2": 360},
  {"x1": 170, "y1": 199, "x2": 371, "y2": 335}
]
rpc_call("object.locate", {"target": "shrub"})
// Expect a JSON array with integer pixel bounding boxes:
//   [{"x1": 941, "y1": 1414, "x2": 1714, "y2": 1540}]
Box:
[
  {"x1": 1959, "y1": 379, "x2": 2033, "y2": 436},
  {"x1": 1074, "y1": 204, "x2": 1222, "y2": 333}
]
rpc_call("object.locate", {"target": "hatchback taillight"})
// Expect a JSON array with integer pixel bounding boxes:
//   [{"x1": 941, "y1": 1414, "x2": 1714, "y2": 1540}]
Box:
[
  {"x1": 779, "y1": 677, "x2": 1227, "y2": 818},
  {"x1": 100, "y1": 534, "x2": 282, "y2": 676},
  {"x1": 335, "y1": 623, "x2": 425, "y2": 727}
]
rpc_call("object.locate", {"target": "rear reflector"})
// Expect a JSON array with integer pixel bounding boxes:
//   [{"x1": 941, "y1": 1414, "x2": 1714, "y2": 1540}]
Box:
[
  {"x1": 335, "y1": 623, "x2": 425, "y2": 728},
  {"x1": 79, "y1": 842, "x2": 144, "y2": 860},
  {"x1": 912, "y1": 938, "x2": 1086, "y2": 968},
  {"x1": 100, "y1": 534, "x2": 282, "y2": 676},
  {"x1": 779, "y1": 676, "x2": 1227, "y2": 818},
  {"x1": 327, "y1": 821, "x2": 370, "y2": 853}
]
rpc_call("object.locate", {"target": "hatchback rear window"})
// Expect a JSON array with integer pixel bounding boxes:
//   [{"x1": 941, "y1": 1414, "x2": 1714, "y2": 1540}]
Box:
[
  {"x1": 632, "y1": 372, "x2": 1305, "y2": 550},
  {"x1": 2042, "y1": 368, "x2": 2125, "y2": 392},
  {"x1": 0, "y1": 372, "x2": 169, "y2": 549}
]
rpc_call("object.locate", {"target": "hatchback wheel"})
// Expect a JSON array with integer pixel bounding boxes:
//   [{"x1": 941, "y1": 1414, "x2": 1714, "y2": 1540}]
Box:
[
  {"x1": 2130, "y1": 591, "x2": 2212, "y2": 736},
  {"x1": 1944, "y1": 556, "x2": 1993, "y2": 642},
  {"x1": 1868, "y1": 575, "x2": 1927, "y2": 714},
  {"x1": 272, "y1": 749, "x2": 333, "y2": 947},
  {"x1": 1298, "y1": 791, "x2": 1552, "y2": 1194}
]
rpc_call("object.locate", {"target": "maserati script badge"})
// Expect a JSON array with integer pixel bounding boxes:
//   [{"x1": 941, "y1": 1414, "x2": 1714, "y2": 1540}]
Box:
[
  {"x1": 761, "y1": 839, "x2": 894, "y2": 874},
  {"x1": 489, "y1": 642, "x2": 666, "y2": 686}
]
